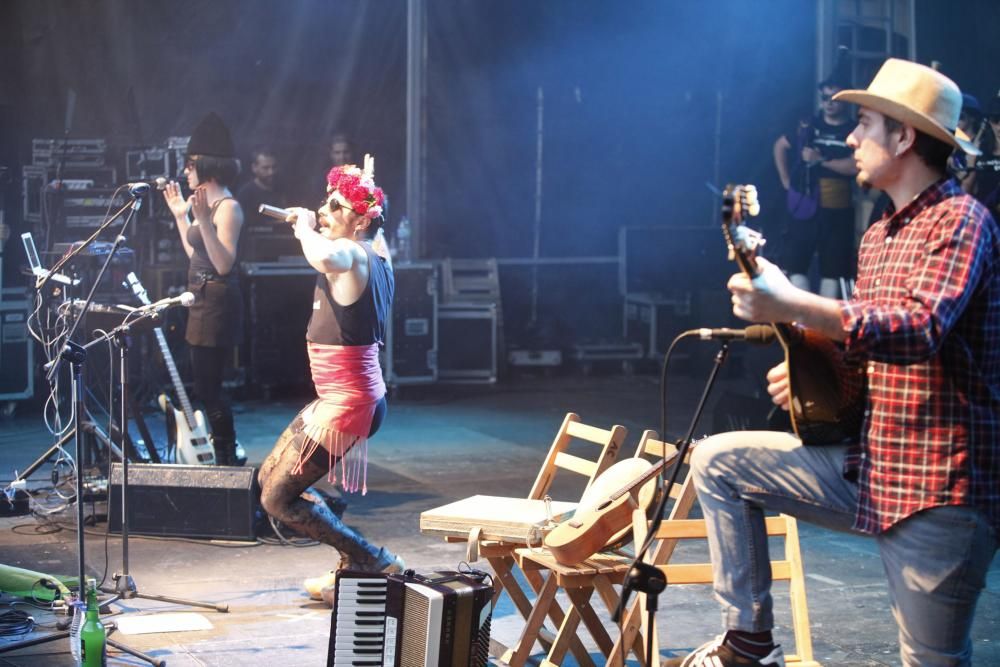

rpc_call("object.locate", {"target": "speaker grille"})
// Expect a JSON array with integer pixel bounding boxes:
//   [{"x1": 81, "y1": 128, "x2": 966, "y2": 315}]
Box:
[{"x1": 109, "y1": 463, "x2": 258, "y2": 541}]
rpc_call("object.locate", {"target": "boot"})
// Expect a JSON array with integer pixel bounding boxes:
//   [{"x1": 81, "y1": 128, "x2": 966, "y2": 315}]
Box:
[
  {"x1": 312, "y1": 549, "x2": 406, "y2": 606},
  {"x1": 212, "y1": 436, "x2": 237, "y2": 466}
]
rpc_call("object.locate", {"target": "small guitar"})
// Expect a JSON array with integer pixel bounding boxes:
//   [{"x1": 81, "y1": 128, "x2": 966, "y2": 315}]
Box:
[
  {"x1": 126, "y1": 272, "x2": 216, "y2": 465},
  {"x1": 543, "y1": 451, "x2": 679, "y2": 566},
  {"x1": 721, "y1": 184, "x2": 866, "y2": 445}
]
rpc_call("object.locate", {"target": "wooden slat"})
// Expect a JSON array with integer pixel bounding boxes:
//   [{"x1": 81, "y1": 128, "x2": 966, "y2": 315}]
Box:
[
  {"x1": 553, "y1": 451, "x2": 598, "y2": 477},
  {"x1": 659, "y1": 560, "x2": 792, "y2": 584},
  {"x1": 564, "y1": 419, "x2": 613, "y2": 444},
  {"x1": 655, "y1": 516, "x2": 788, "y2": 540}
]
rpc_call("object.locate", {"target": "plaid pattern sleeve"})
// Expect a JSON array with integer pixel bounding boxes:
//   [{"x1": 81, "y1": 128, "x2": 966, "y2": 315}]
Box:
[{"x1": 837, "y1": 178, "x2": 1000, "y2": 534}]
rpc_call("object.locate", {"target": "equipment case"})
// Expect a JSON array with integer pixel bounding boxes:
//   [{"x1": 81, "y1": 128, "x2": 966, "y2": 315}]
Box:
[{"x1": 385, "y1": 262, "x2": 438, "y2": 386}]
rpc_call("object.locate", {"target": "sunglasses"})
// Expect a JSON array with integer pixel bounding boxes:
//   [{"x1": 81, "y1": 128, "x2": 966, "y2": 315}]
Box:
[
  {"x1": 820, "y1": 93, "x2": 837, "y2": 102},
  {"x1": 990, "y1": 115, "x2": 1000, "y2": 124}
]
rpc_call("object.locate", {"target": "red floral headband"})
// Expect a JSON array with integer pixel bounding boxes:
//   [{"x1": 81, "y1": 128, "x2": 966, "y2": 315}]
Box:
[{"x1": 326, "y1": 154, "x2": 384, "y2": 220}]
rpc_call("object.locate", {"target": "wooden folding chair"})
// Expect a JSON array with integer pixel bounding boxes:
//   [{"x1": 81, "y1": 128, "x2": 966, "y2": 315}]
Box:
[
  {"x1": 508, "y1": 431, "x2": 821, "y2": 667},
  {"x1": 608, "y1": 432, "x2": 821, "y2": 667},
  {"x1": 504, "y1": 429, "x2": 683, "y2": 666},
  {"x1": 419, "y1": 412, "x2": 627, "y2": 663}
]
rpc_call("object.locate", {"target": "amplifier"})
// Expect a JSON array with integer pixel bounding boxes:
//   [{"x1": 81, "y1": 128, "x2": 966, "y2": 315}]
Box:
[
  {"x1": 243, "y1": 269, "x2": 313, "y2": 390},
  {"x1": 56, "y1": 188, "x2": 130, "y2": 227},
  {"x1": 32, "y1": 138, "x2": 107, "y2": 167},
  {"x1": 0, "y1": 300, "x2": 33, "y2": 400},
  {"x1": 108, "y1": 464, "x2": 259, "y2": 541}
]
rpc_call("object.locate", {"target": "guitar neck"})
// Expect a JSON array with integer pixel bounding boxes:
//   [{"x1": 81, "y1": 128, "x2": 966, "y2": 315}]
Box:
[
  {"x1": 608, "y1": 451, "x2": 680, "y2": 503},
  {"x1": 736, "y1": 254, "x2": 796, "y2": 349},
  {"x1": 152, "y1": 327, "x2": 197, "y2": 428}
]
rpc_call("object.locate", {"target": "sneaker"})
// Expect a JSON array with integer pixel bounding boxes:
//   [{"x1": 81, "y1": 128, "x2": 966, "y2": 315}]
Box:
[
  {"x1": 662, "y1": 634, "x2": 785, "y2": 667},
  {"x1": 316, "y1": 552, "x2": 406, "y2": 607}
]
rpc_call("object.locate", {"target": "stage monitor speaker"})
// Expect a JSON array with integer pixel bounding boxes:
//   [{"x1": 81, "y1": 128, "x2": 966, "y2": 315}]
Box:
[{"x1": 108, "y1": 464, "x2": 258, "y2": 541}]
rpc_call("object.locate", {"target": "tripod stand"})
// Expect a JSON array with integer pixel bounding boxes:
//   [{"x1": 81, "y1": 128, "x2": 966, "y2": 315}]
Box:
[
  {"x1": 615, "y1": 337, "x2": 733, "y2": 667},
  {"x1": 101, "y1": 324, "x2": 229, "y2": 613}
]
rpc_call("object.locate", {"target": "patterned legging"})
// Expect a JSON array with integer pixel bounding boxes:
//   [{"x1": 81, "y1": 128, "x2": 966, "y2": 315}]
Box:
[{"x1": 258, "y1": 400, "x2": 387, "y2": 569}]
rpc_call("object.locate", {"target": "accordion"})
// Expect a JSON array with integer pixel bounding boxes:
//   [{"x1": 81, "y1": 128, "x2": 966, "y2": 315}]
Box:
[{"x1": 327, "y1": 569, "x2": 492, "y2": 666}]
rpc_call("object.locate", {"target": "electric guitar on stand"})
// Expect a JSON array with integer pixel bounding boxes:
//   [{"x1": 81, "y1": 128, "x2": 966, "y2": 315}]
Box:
[
  {"x1": 125, "y1": 272, "x2": 216, "y2": 465},
  {"x1": 721, "y1": 184, "x2": 867, "y2": 445}
]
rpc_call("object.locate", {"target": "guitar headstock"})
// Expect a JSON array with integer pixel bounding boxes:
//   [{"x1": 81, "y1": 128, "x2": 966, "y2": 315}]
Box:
[
  {"x1": 125, "y1": 271, "x2": 152, "y2": 306},
  {"x1": 721, "y1": 183, "x2": 765, "y2": 277}
]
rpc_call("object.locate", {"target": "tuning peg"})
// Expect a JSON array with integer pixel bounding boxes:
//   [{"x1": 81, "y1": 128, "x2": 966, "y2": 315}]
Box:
[{"x1": 748, "y1": 201, "x2": 761, "y2": 217}]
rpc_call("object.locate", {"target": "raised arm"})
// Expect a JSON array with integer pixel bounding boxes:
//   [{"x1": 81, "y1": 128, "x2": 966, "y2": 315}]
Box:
[
  {"x1": 286, "y1": 207, "x2": 361, "y2": 275},
  {"x1": 163, "y1": 181, "x2": 195, "y2": 258}
]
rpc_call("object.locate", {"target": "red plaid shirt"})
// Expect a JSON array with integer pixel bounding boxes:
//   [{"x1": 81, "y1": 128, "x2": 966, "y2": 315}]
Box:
[{"x1": 839, "y1": 178, "x2": 1000, "y2": 534}]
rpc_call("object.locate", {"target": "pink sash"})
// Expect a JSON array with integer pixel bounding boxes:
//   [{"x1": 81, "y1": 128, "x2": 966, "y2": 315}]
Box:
[{"x1": 293, "y1": 342, "x2": 385, "y2": 494}]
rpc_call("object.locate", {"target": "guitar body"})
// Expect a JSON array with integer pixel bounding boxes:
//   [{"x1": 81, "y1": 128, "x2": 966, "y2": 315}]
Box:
[
  {"x1": 544, "y1": 458, "x2": 660, "y2": 566},
  {"x1": 780, "y1": 324, "x2": 867, "y2": 445},
  {"x1": 158, "y1": 394, "x2": 216, "y2": 465},
  {"x1": 127, "y1": 272, "x2": 221, "y2": 466}
]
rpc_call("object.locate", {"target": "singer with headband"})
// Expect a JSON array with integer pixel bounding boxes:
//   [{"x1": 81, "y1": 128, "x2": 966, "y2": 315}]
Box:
[
  {"x1": 161, "y1": 111, "x2": 244, "y2": 466},
  {"x1": 256, "y1": 155, "x2": 404, "y2": 607}
]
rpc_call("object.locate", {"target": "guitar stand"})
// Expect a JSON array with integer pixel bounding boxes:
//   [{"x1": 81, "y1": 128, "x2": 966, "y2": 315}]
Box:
[
  {"x1": 615, "y1": 340, "x2": 732, "y2": 667},
  {"x1": 101, "y1": 325, "x2": 229, "y2": 614}
]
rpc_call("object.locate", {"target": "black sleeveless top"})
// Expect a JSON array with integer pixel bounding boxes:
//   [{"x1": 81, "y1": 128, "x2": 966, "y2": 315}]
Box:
[
  {"x1": 306, "y1": 243, "x2": 394, "y2": 346},
  {"x1": 186, "y1": 197, "x2": 237, "y2": 282},
  {"x1": 184, "y1": 197, "x2": 243, "y2": 347}
]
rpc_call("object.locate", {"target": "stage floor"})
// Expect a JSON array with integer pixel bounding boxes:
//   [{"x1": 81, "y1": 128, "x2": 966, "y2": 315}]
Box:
[{"x1": 0, "y1": 374, "x2": 997, "y2": 666}]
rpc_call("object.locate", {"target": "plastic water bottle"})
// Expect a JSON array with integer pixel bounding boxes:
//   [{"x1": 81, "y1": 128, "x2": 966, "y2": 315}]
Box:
[
  {"x1": 69, "y1": 599, "x2": 84, "y2": 663},
  {"x1": 396, "y1": 217, "x2": 411, "y2": 262}
]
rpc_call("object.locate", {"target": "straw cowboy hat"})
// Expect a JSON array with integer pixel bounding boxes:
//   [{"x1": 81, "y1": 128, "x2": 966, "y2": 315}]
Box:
[{"x1": 833, "y1": 58, "x2": 980, "y2": 156}]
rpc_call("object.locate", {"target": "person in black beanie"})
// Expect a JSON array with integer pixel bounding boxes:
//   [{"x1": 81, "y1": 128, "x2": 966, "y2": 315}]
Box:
[{"x1": 162, "y1": 112, "x2": 244, "y2": 466}]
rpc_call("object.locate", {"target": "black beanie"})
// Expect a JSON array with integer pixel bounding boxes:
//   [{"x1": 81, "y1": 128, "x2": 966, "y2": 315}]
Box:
[{"x1": 187, "y1": 112, "x2": 235, "y2": 158}]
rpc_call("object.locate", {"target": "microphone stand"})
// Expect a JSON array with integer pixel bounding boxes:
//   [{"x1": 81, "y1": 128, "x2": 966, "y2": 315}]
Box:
[
  {"x1": 17, "y1": 191, "x2": 142, "y2": 487},
  {"x1": 101, "y1": 313, "x2": 229, "y2": 614},
  {"x1": 614, "y1": 339, "x2": 732, "y2": 667},
  {"x1": 0, "y1": 191, "x2": 165, "y2": 666}
]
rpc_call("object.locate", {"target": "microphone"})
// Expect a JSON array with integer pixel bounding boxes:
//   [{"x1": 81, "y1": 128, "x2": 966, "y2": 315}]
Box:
[
  {"x1": 259, "y1": 203, "x2": 292, "y2": 221},
  {"x1": 134, "y1": 291, "x2": 196, "y2": 313},
  {"x1": 126, "y1": 177, "x2": 169, "y2": 195},
  {"x1": 691, "y1": 325, "x2": 776, "y2": 345}
]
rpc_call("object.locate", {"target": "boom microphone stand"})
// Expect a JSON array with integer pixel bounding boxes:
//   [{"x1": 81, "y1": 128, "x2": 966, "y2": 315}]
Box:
[
  {"x1": 0, "y1": 188, "x2": 163, "y2": 665},
  {"x1": 101, "y1": 320, "x2": 229, "y2": 613},
  {"x1": 614, "y1": 337, "x2": 733, "y2": 667}
]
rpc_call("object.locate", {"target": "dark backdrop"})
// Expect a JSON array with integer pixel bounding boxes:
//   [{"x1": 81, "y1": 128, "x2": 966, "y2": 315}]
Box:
[{"x1": 2, "y1": 0, "x2": 999, "y2": 343}]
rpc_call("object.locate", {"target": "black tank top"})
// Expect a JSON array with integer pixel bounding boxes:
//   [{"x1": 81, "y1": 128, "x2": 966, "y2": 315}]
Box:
[
  {"x1": 306, "y1": 243, "x2": 394, "y2": 346},
  {"x1": 186, "y1": 197, "x2": 235, "y2": 281}
]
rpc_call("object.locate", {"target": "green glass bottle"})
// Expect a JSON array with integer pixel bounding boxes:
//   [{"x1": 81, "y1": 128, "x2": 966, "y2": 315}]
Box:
[{"x1": 79, "y1": 582, "x2": 107, "y2": 667}]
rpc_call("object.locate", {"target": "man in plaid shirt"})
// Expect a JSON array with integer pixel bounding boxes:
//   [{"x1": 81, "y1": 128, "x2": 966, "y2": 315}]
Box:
[{"x1": 669, "y1": 59, "x2": 999, "y2": 667}]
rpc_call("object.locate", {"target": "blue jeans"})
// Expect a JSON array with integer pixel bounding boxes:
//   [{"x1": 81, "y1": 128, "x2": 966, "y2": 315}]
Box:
[{"x1": 690, "y1": 431, "x2": 998, "y2": 667}]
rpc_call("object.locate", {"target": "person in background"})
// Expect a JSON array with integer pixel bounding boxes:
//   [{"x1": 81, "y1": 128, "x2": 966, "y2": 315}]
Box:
[
  {"x1": 237, "y1": 146, "x2": 295, "y2": 262},
  {"x1": 329, "y1": 132, "x2": 354, "y2": 168},
  {"x1": 237, "y1": 146, "x2": 286, "y2": 229},
  {"x1": 669, "y1": 59, "x2": 998, "y2": 667},
  {"x1": 962, "y1": 95, "x2": 1000, "y2": 218},
  {"x1": 161, "y1": 112, "x2": 244, "y2": 466},
  {"x1": 257, "y1": 155, "x2": 404, "y2": 607},
  {"x1": 773, "y1": 53, "x2": 858, "y2": 298}
]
